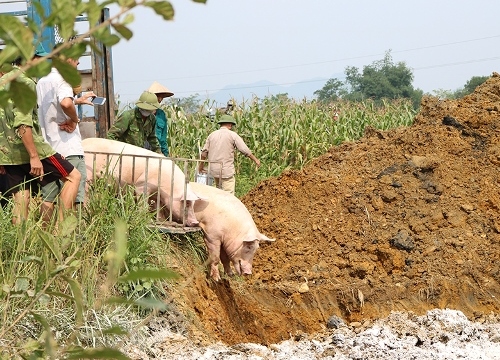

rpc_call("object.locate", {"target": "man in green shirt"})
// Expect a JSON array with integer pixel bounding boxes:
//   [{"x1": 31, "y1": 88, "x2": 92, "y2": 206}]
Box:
[
  {"x1": 0, "y1": 66, "x2": 81, "y2": 225},
  {"x1": 107, "y1": 91, "x2": 162, "y2": 154}
]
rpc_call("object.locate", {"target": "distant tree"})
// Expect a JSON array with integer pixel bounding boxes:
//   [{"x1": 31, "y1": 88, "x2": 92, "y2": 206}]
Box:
[
  {"x1": 453, "y1": 75, "x2": 489, "y2": 98},
  {"x1": 430, "y1": 76, "x2": 489, "y2": 100},
  {"x1": 313, "y1": 78, "x2": 345, "y2": 102},
  {"x1": 165, "y1": 94, "x2": 201, "y2": 114},
  {"x1": 431, "y1": 88, "x2": 455, "y2": 100},
  {"x1": 267, "y1": 93, "x2": 290, "y2": 102},
  {"x1": 315, "y1": 51, "x2": 423, "y2": 108}
]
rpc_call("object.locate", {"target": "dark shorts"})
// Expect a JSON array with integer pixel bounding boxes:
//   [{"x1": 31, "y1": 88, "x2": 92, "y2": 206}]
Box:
[
  {"x1": 42, "y1": 155, "x2": 86, "y2": 204},
  {"x1": 3, "y1": 153, "x2": 75, "y2": 195}
]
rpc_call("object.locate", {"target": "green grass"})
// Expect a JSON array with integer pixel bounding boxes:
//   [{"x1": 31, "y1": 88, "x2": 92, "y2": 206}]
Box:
[{"x1": 0, "y1": 179, "x2": 181, "y2": 358}]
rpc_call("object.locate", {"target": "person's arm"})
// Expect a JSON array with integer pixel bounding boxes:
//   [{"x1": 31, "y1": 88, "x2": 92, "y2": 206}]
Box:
[
  {"x1": 58, "y1": 97, "x2": 79, "y2": 133},
  {"x1": 155, "y1": 110, "x2": 169, "y2": 156},
  {"x1": 199, "y1": 150, "x2": 208, "y2": 173},
  {"x1": 16, "y1": 125, "x2": 44, "y2": 180},
  {"x1": 148, "y1": 130, "x2": 162, "y2": 154},
  {"x1": 234, "y1": 134, "x2": 260, "y2": 168},
  {"x1": 156, "y1": 124, "x2": 168, "y2": 156},
  {"x1": 59, "y1": 91, "x2": 95, "y2": 132},
  {"x1": 107, "y1": 113, "x2": 129, "y2": 141},
  {"x1": 248, "y1": 153, "x2": 261, "y2": 168}
]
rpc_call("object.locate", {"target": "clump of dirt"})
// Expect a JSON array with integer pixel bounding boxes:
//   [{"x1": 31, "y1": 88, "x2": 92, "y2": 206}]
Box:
[{"x1": 174, "y1": 72, "x2": 500, "y2": 346}]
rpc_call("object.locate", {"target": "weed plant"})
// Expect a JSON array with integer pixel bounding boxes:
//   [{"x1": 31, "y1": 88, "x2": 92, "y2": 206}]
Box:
[{"x1": 0, "y1": 178, "x2": 178, "y2": 358}]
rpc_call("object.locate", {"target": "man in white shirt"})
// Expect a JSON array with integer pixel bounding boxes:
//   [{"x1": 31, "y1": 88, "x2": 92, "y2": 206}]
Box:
[{"x1": 36, "y1": 53, "x2": 95, "y2": 224}]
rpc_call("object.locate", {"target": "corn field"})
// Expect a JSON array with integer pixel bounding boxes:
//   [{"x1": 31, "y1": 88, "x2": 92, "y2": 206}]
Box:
[{"x1": 165, "y1": 96, "x2": 416, "y2": 196}]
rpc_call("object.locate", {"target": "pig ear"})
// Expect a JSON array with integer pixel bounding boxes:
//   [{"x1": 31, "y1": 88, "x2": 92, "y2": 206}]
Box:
[
  {"x1": 181, "y1": 189, "x2": 207, "y2": 201},
  {"x1": 258, "y1": 233, "x2": 275, "y2": 242}
]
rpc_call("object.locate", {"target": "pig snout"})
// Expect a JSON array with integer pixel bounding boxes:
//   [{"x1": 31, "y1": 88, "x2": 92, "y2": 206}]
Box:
[
  {"x1": 236, "y1": 240, "x2": 258, "y2": 275},
  {"x1": 240, "y1": 262, "x2": 252, "y2": 275},
  {"x1": 185, "y1": 200, "x2": 199, "y2": 227},
  {"x1": 185, "y1": 213, "x2": 199, "y2": 227},
  {"x1": 168, "y1": 200, "x2": 200, "y2": 227},
  {"x1": 235, "y1": 260, "x2": 253, "y2": 276}
]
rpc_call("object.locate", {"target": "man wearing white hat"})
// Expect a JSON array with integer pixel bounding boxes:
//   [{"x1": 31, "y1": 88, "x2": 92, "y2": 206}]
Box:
[{"x1": 148, "y1": 81, "x2": 174, "y2": 157}]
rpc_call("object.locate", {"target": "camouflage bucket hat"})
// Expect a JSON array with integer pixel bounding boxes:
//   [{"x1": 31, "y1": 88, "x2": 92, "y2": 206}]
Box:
[
  {"x1": 136, "y1": 91, "x2": 160, "y2": 110},
  {"x1": 217, "y1": 114, "x2": 236, "y2": 125}
]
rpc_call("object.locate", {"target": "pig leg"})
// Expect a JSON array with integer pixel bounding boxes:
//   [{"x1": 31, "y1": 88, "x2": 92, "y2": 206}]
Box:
[
  {"x1": 220, "y1": 247, "x2": 234, "y2": 277},
  {"x1": 204, "y1": 235, "x2": 222, "y2": 281},
  {"x1": 134, "y1": 174, "x2": 153, "y2": 200},
  {"x1": 134, "y1": 175, "x2": 166, "y2": 218}
]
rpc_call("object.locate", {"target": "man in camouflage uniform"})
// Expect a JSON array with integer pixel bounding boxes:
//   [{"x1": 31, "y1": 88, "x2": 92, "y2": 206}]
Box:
[
  {"x1": 0, "y1": 65, "x2": 81, "y2": 225},
  {"x1": 107, "y1": 91, "x2": 162, "y2": 154}
]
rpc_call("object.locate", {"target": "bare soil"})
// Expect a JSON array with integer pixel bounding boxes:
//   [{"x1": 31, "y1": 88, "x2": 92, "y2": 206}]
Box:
[{"x1": 168, "y1": 72, "x2": 500, "y2": 347}]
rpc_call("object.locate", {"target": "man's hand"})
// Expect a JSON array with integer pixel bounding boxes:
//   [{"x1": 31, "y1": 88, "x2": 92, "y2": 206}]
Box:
[
  {"x1": 249, "y1": 154, "x2": 261, "y2": 169},
  {"x1": 0, "y1": 165, "x2": 5, "y2": 175},
  {"x1": 29, "y1": 156, "x2": 44, "y2": 181},
  {"x1": 75, "y1": 91, "x2": 96, "y2": 106},
  {"x1": 59, "y1": 120, "x2": 78, "y2": 133}
]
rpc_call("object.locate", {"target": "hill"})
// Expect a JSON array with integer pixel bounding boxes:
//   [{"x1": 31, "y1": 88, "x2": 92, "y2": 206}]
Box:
[{"x1": 203, "y1": 77, "x2": 334, "y2": 105}]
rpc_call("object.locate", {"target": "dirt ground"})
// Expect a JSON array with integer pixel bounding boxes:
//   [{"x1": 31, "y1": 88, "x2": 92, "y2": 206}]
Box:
[{"x1": 168, "y1": 72, "x2": 500, "y2": 347}]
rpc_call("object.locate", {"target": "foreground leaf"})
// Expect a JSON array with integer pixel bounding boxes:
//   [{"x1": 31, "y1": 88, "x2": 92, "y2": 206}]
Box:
[
  {"x1": 102, "y1": 325, "x2": 128, "y2": 335},
  {"x1": 10, "y1": 78, "x2": 37, "y2": 114},
  {"x1": 144, "y1": 1, "x2": 174, "y2": 20},
  {"x1": 65, "y1": 347, "x2": 131, "y2": 360},
  {"x1": 118, "y1": 268, "x2": 179, "y2": 282},
  {"x1": 111, "y1": 23, "x2": 133, "y2": 40},
  {"x1": 52, "y1": 56, "x2": 81, "y2": 87},
  {"x1": 0, "y1": 15, "x2": 33, "y2": 60},
  {"x1": 30, "y1": 312, "x2": 57, "y2": 358},
  {"x1": 105, "y1": 296, "x2": 168, "y2": 310},
  {"x1": 62, "y1": 276, "x2": 85, "y2": 324}
]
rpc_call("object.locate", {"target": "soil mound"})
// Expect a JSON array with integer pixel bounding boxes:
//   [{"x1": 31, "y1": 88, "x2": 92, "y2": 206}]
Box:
[{"x1": 179, "y1": 72, "x2": 500, "y2": 346}]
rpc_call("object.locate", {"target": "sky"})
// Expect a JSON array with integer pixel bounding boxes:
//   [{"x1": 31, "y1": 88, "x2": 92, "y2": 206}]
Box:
[
  {"x1": 3, "y1": 0, "x2": 498, "y2": 105},
  {"x1": 107, "y1": 0, "x2": 499, "y2": 105}
]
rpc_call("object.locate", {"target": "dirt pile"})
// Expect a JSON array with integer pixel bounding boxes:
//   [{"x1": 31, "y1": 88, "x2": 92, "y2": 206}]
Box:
[{"x1": 177, "y1": 72, "x2": 500, "y2": 346}]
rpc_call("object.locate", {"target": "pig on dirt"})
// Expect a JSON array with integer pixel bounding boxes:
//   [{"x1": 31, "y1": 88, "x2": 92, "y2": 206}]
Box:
[
  {"x1": 189, "y1": 182, "x2": 274, "y2": 281},
  {"x1": 82, "y1": 138, "x2": 200, "y2": 227}
]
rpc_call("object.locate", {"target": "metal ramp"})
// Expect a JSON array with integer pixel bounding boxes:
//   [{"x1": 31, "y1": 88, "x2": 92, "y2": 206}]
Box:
[{"x1": 151, "y1": 221, "x2": 202, "y2": 234}]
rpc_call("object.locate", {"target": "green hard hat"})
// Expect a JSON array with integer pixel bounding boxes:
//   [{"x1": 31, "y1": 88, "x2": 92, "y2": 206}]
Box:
[
  {"x1": 136, "y1": 91, "x2": 160, "y2": 110},
  {"x1": 217, "y1": 114, "x2": 236, "y2": 125}
]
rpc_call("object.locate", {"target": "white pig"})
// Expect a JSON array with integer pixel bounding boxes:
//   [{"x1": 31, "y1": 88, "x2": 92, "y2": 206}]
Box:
[
  {"x1": 82, "y1": 138, "x2": 200, "y2": 227},
  {"x1": 189, "y1": 182, "x2": 274, "y2": 281}
]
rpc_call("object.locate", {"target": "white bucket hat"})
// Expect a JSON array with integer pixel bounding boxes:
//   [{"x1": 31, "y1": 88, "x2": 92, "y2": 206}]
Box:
[{"x1": 148, "y1": 81, "x2": 174, "y2": 97}]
